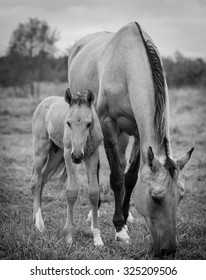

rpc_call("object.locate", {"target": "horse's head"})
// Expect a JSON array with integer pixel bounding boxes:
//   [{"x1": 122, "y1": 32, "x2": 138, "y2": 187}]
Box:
[
  {"x1": 134, "y1": 146, "x2": 194, "y2": 257},
  {"x1": 64, "y1": 88, "x2": 94, "y2": 164}
]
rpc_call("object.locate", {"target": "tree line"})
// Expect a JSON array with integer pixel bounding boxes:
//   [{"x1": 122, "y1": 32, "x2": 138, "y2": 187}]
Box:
[
  {"x1": 0, "y1": 18, "x2": 205, "y2": 97},
  {"x1": 163, "y1": 51, "x2": 206, "y2": 88},
  {"x1": 0, "y1": 18, "x2": 67, "y2": 97}
]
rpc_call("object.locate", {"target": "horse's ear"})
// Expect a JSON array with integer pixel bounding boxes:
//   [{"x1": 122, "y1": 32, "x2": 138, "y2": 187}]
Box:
[
  {"x1": 87, "y1": 90, "x2": 95, "y2": 106},
  {"x1": 65, "y1": 88, "x2": 73, "y2": 105},
  {"x1": 147, "y1": 146, "x2": 161, "y2": 171},
  {"x1": 176, "y1": 147, "x2": 194, "y2": 170}
]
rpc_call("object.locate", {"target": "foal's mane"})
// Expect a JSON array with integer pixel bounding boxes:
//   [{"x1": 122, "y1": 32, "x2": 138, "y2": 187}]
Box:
[
  {"x1": 135, "y1": 22, "x2": 166, "y2": 148},
  {"x1": 71, "y1": 91, "x2": 92, "y2": 107}
]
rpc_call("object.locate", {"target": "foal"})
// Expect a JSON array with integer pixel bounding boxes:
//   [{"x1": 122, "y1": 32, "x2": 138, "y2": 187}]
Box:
[{"x1": 30, "y1": 89, "x2": 104, "y2": 246}]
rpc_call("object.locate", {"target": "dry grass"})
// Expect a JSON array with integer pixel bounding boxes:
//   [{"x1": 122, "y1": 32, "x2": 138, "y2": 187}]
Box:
[{"x1": 0, "y1": 84, "x2": 205, "y2": 260}]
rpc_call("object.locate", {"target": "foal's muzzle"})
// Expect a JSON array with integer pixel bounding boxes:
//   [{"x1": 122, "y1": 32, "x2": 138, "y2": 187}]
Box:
[{"x1": 71, "y1": 152, "x2": 84, "y2": 164}]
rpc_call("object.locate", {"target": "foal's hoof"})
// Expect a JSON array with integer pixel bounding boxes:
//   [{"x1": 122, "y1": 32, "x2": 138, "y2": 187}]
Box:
[
  {"x1": 94, "y1": 237, "x2": 104, "y2": 247},
  {"x1": 65, "y1": 236, "x2": 73, "y2": 246},
  {"x1": 115, "y1": 226, "x2": 130, "y2": 244},
  {"x1": 35, "y1": 222, "x2": 45, "y2": 233},
  {"x1": 34, "y1": 218, "x2": 45, "y2": 233},
  {"x1": 34, "y1": 208, "x2": 45, "y2": 232}
]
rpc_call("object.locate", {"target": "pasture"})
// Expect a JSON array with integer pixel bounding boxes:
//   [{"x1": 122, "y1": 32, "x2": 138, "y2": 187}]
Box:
[{"x1": 0, "y1": 83, "x2": 205, "y2": 259}]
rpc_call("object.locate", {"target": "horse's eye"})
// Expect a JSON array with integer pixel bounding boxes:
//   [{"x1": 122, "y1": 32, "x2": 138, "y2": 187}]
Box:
[
  {"x1": 87, "y1": 122, "x2": 92, "y2": 128},
  {"x1": 67, "y1": 121, "x2": 71, "y2": 128},
  {"x1": 152, "y1": 196, "x2": 162, "y2": 205}
]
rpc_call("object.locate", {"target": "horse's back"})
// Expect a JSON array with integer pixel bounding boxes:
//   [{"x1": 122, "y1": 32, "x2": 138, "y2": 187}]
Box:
[
  {"x1": 68, "y1": 23, "x2": 153, "y2": 108},
  {"x1": 68, "y1": 31, "x2": 113, "y2": 95}
]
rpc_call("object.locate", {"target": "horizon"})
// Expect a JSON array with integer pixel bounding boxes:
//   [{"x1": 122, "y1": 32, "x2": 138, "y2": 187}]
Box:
[{"x1": 0, "y1": 0, "x2": 206, "y2": 59}]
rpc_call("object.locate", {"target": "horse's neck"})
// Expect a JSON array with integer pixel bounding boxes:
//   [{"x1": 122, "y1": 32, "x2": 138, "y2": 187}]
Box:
[
  {"x1": 127, "y1": 66, "x2": 171, "y2": 161},
  {"x1": 113, "y1": 28, "x2": 172, "y2": 161}
]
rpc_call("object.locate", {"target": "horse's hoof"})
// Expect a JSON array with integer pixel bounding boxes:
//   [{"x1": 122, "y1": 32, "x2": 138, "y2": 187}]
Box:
[
  {"x1": 91, "y1": 226, "x2": 104, "y2": 246},
  {"x1": 94, "y1": 237, "x2": 104, "y2": 247},
  {"x1": 127, "y1": 212, "x2": 135, "y2": 223},
  {"x1": 65, "y1": 236, "x2": 73, "y2": 246},
  {"x1": 35, "y1": 222, "x2": 45, "y2": 233},
  {"x1": 34, "y1": 208, "x2": 44, "y2": 232},
  {"x1": 35, "y1": 219, "x2": 45, "y2": 233},
  {"x1": 115, "y1": 227, "x2": 130, "y2": 244}
]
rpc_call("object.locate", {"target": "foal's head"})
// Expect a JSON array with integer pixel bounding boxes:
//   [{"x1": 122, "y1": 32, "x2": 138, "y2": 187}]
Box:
[
  {"x1": 134, "y1": 145, "x2": 194, "y2": 257},
  {"x1": 64, "y1": 88, "x2": 94, "y2": 164}
]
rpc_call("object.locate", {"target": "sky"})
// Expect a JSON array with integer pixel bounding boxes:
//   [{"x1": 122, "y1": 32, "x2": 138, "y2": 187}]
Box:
[{"x1": 0, "y1": 0, "x2": 206, "y2": 58}]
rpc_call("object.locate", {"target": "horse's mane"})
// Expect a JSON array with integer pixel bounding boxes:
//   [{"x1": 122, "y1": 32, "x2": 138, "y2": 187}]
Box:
[{"x1": 135, "y1": 22, "x2": 166, "y2": 148}]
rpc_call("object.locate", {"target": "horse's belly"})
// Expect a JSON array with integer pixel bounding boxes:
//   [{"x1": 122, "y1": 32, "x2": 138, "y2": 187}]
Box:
[{"x1": 116, "y1": 116, "x2": 137, "y2": 136}]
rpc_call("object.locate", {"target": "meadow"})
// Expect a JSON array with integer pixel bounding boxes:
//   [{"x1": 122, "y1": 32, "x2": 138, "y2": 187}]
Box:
[{"x1": 0, "y1": 83, "x2": 205, "y2": 260}]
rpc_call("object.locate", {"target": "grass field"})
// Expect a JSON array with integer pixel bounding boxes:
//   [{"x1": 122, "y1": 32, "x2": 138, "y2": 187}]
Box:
[{"x1": 0, "y1": 84, "x2": 205, "y2": 260}]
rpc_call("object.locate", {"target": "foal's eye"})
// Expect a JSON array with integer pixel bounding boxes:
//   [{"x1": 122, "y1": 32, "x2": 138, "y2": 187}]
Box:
[
  {"x1": 152, "y1": 196, "x2": 162, "y2": 205},
  {"x1": 87, "y1": 122, "x2": 92, "y2": 128},
  {"x1": 67, "y1": 122, "x2": 71, "y2": 128}
]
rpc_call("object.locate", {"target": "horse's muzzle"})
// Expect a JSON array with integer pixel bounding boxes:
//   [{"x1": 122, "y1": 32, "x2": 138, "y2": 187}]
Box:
[
  {"x1": 71, "y1": 152, "x2": 84, "y2": 164},
  {"x1": 154, "y1": 247, "x2": 176, "y2": 258}
]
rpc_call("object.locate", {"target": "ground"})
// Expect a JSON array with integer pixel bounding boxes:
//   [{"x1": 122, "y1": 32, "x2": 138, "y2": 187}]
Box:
[{"x1": 0, "y1": 83, "x2": 205, "y2": 259}]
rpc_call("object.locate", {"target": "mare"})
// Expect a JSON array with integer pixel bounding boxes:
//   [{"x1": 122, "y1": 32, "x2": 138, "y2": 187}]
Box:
[
  {"x1": 30, "y1": 89, "x2": 104, "y2": 246},
  {"x1": 67, "y1": 22, "x2": 194, "y2": 256}
]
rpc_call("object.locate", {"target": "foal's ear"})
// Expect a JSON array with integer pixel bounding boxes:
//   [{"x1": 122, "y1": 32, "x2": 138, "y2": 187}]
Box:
[
  {"x1": 87, "y1": 90, "x2": 95, "y2": 106},
  {"x1": 147, "y1": 146, "x2": 161, "y2": 171},
  {"x1": 65, "y1": 88, "x2": 73, "y2": 105},
  {"x1": 176, "y1": 147, "x2": 194, "y2": 170}
]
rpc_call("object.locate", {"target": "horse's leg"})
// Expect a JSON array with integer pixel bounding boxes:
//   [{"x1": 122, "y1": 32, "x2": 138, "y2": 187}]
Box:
[
  {"x1": 85, "y1": 151, "x2": 104, "y2": 246},
  {"x1": 118, "y1": 133, "x2": 136, "y2": 224},
  {"x1": 122, "y1": 138, "x2": 140, "y2": 223},
  {"x1": 63, "y1": 148, "x2": 78, "y2": 245},
  {"x1": 103, "y1": 132, "x2": 128, "y2": 192},
  {"x1": 102, "y1": 117, "x2": 129, "y2": 242},
  {"x1": 118, "y1": 132, "x2": 129, "y2": 172},
  {"x1": 30, "y1": 138, "x2": 51, "y2": 232}
]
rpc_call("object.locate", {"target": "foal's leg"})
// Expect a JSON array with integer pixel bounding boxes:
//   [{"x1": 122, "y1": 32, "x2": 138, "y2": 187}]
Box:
[
  {"x1": 85, "y1": 151, "x2": 104, "y2": 246},
  {"x1": 63, "y1": 148, "x2": 78, "y2": 245},
  {"x1": 86, "y1": 159, "x2": 101, "y2": 222},
  {"x1": 102, "y1": 117, "x2": 129, "y2": 243},
  {"x1": 122, "y1": 138, "x2": 140, "y2": 223},
  {"x1": 30, "y1": 138, "x2": 51, "y2": 232}
]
